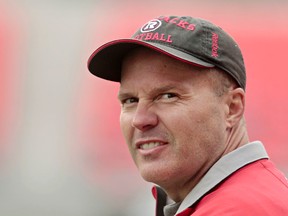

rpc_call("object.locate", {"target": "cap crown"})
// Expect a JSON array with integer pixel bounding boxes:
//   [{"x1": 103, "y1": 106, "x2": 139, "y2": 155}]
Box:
[{"x1": 131, "y1": 16, "x2": 246, "y2": 89}]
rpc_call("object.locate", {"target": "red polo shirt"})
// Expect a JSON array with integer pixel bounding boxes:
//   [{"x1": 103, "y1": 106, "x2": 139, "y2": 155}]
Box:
[{"x1": 153, "y1": 142, "x2": 288, "y2": 216}]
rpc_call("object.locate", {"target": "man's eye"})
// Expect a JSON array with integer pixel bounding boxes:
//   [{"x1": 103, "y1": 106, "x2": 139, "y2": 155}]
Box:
[
  {"x1": 122, "y1": 97, "x2": 138, "y2": 105},
  {"x1": 157, "y1": 93, "x2": 178, "y2": 101}
]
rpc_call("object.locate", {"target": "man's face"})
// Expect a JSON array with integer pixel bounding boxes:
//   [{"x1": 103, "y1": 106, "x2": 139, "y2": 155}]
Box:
[{"x1": 118, "y1": 48, "x2": 229, "y2": 193}]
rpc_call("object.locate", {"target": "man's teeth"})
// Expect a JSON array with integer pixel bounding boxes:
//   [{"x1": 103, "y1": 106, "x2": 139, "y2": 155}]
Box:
[{"x1": 140, "y1": 142, "x2": 161, "y2": 150}]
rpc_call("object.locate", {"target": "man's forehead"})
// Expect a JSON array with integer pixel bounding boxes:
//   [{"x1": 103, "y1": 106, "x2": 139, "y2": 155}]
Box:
[{"x1": 121, "y1": 51, "x2": 209, "y2": 81}]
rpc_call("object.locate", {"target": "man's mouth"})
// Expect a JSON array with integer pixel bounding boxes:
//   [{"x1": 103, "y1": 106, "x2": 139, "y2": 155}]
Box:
[{"x1": 138, "y1": 142, "x2": 165, "y2": 150}]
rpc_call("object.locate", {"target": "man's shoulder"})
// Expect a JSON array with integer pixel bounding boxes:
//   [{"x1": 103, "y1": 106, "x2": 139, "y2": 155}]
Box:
[
  {"x1": 211, "y1": 159, "x2": 288, "y2": 199},
  {"x1": 224, "y1": 159, "x2": 288, "y2": 189},
  {"x1": 191, "y1": 159, "x2": 288, "y2": 215}
]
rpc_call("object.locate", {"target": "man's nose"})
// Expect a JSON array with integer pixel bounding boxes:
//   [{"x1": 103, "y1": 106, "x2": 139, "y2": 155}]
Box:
[{"x1": 131, "y1": 102, "x2": 158, "y2": 131}]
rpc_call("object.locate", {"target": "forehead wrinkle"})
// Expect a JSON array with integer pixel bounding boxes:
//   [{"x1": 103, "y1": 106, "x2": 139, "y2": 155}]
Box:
[{"x1": 148, "y1": 84, "x2": 179, "y2": 96}]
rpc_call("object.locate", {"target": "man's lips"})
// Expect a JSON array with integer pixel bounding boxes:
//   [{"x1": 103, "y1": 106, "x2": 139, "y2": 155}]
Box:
[{"x1": 136, "y1": 140, "x2": 168, "y2": 150}]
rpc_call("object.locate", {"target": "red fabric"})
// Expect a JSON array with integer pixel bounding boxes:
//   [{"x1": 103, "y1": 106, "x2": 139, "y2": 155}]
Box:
[{"x1": 175, "y1": 159, "x2": 288, "y2": 215}]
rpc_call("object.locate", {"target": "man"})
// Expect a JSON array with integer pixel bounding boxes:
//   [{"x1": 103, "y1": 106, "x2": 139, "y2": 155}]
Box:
[{"x1": 87, "y1": 16, "x2": 288, "y2": 215}]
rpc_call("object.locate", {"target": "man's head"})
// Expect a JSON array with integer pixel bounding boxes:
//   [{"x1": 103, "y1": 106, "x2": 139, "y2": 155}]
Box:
[
  {"x1": 118, "y1": 47, "x2": 246, "y2": 201},
  {"x1": 87, "y1": 15, "x2": 248, "y2": 201}
]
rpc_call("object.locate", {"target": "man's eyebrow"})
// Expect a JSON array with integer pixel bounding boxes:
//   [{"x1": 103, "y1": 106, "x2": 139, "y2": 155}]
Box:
[
  {"x1": 117, "y1": 84, "x2": 178, "y2": 100},
  {"x1": 117, "y1": 91, "x2": 133, "y2": 101},
  {"x1": 149, "y1": 85, "x2": 178, "y2": 95}
]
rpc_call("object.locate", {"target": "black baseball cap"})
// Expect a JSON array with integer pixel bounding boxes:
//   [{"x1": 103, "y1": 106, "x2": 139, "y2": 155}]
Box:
[{"x1": 88, "y1": 15, "x2": 246, "y2": 89}]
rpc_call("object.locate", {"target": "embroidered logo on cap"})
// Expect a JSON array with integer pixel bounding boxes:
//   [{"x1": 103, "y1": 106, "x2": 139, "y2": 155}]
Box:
[
  {"x1": 211, "y1": 32, "x2": 219, "y2": 57},
  {"x1": 140, "y1": 19, "x2": 162, "y2": 33}
]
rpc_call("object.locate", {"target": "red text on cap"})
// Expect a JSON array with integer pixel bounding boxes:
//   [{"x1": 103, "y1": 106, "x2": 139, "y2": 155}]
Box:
[{"x1": 158, "y1": 16, "x2": 196, "y2": 31}]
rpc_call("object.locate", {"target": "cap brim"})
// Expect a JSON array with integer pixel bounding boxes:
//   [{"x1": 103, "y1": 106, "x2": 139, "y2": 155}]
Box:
[{"x1": 88, "y1": 39, "x2": 214, "y2": 82}]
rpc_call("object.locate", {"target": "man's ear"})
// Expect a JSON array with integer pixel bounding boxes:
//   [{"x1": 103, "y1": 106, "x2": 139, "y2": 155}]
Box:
[{"x1": 225, "y1": 88, "x2": 245, "y2": 128}]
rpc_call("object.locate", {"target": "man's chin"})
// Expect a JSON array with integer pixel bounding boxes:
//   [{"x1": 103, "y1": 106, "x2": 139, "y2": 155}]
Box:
[{"x1": 139, "y1": 168, "x2": 171, "y2": 185}]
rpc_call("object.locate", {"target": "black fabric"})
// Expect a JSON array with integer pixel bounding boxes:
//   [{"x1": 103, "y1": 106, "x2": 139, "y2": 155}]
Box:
[{"x1": 155, "y1": 186, "x2": 167, "y2": 216}]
